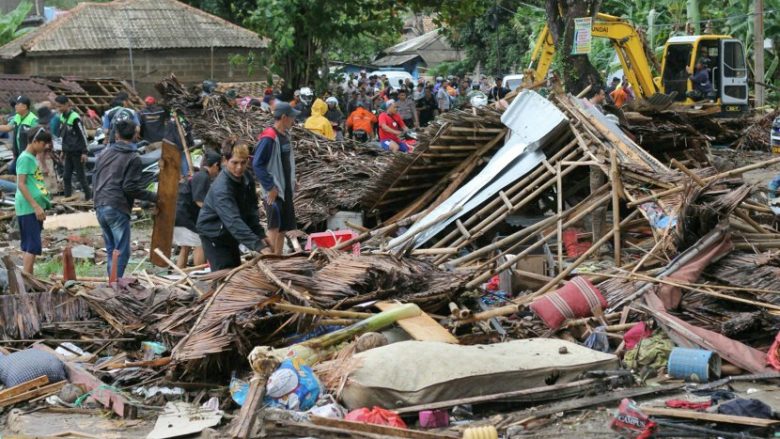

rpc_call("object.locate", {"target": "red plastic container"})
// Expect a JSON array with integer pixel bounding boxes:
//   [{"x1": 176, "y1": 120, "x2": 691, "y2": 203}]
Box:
[{"x1": 306, "y1": 230, "x2": 360, "y2": 255}]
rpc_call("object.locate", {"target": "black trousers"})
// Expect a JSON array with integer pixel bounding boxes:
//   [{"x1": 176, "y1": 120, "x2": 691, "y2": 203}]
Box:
[
  {"x1": 63, "y1": 151, "x2": 91, "y2": 199},
  {"x1": 200, "y1": 234, "x2": 241, "y2": 271}
]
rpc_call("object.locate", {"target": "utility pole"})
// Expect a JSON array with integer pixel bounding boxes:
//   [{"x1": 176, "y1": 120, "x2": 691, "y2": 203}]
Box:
[{"x1": 754, "y1": 0, "x2": 765, "y2": 107}]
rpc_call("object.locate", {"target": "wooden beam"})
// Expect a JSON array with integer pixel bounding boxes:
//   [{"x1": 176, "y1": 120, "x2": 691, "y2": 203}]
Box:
[
  {"x1": 0, "y1": 380, "x2": 65, "y2": 408},
  {"x1": 150, "y1": 141, "x2": 181, "y2": 267},
  {"x1": 310, "y1": 416, "x2": 458, "y2": 439},
  {"x1": 642, "y1": 407, "x2": 780, "y2": 427},
  {"x1": 0, "y1": 376, "x2": 48, "y2": 400}
]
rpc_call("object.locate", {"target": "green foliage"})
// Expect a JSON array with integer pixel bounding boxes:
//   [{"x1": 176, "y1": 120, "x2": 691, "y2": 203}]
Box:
[
  {"x1": 0, "y1": 1, "x2": 33, "y2": 46},
  {"x1": 36, "y1": 258, "x2": 104, "y2": 279},
  {"x1": 242, "y1": 0, "x2": 406, "y2": 89},
  {"x1": 427, "y1": 60, "x2": 470, "y2": 78}
]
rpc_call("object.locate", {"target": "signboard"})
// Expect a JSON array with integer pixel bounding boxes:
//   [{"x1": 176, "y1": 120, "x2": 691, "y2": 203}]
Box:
[{"x1": 572, "y1": 17, "x2": 592, "y2": 55}]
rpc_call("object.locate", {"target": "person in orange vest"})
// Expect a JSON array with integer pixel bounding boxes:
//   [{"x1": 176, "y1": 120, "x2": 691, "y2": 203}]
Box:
[
  {"x1": 346, "y1": 101, "x2": 378, "y2": 142},
  {"x1": 610, "y1": 83, "x2": 629, "y2": 108}
]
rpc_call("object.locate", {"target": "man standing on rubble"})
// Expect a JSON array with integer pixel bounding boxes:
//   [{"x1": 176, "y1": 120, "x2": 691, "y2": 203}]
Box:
[
  {"x1": 54, "y1": 95, "x2": 92, "y2": 200},
  {"x1": 139, "y1": 96, "x2": 167, "y2": 145},
  {"x1": 198, "y1": 143, "x2": 267, "y2": 269},
  {"x1": 253, "y1": 102, "x2": 299, "y2": 255},
  {"x1": 436, "y1": 79, "x2": 451, "y2": 114},
  {"x1": 93, "y1": 109, "x2": 158, "y2": 278}
]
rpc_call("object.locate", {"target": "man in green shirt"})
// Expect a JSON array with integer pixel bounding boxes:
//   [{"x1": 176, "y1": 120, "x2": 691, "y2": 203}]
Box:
[
  {"x1": 15, "y1": 126, "x2": 52, "y2": 274},
  {"x1": 0, "y1": 96, "x2": 39, "y2": 175}
]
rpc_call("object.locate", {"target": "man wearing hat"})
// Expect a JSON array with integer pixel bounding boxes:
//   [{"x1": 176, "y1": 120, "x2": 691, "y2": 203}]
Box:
[
  {"x1": 93, "y1": 108, "x2": 157, "y2": 278},
  {"x1": 174, "y1": 150, "x2": 221, "y2": 268},
  {"x1": 0, "y1": 96, "x2": 38, "y2": 174},
  {"x1": 253, "y1": 102, "x2": 299, "y2": 254},
  {"x1": 139, "y1": 96, "x2": 167, "y2": 145}
]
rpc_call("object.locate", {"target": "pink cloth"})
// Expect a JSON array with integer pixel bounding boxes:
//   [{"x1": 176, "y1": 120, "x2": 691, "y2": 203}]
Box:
[{"x1": 623, "y1": 322, "x2": 653, "y2": 350}]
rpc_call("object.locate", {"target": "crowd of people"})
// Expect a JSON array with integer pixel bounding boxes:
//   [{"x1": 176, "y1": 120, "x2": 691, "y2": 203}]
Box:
[{"x1": 0, "y1": 71, "x2": 515, "y2": 279}]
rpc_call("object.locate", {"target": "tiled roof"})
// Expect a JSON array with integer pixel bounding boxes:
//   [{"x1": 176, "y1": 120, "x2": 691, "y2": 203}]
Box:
[{"x1": 0, "y1": 0, "x2": 265, "y2": 59}]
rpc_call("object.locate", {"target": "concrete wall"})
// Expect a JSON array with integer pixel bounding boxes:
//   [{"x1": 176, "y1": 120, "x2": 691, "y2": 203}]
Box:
[{"x1": 3, "y1": 47, "x2": 265, "y2": 95}]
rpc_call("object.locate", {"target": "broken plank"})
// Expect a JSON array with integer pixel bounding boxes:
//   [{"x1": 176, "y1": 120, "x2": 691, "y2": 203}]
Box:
[
  {"x1": 230, "y1": 376, "x2": 266, "y2": 439},
  {"x1": 641, "y1": 407, "x2": 780, "y2": 427},
  {"x1": 0, "y1": 376, "x2": 48, "y2": 401},
  {"x1": 150, "y1": 141, "x2": 181, "y2": 267},
  {"x1": 0, "y1": 380, "x2": 65, "y2": 408},
  {"x1": 310, "y1": 416, "x2": 458, "y2": 439},
  {"x1": 43, "y1": 212, "x2": 101, "y2": 231},
  {"x1": 376, "y1": 301, "x2": 458, "y2": 344}
]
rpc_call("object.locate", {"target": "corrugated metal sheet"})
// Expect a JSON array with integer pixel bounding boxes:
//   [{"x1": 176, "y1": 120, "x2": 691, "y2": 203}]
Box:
[{"x1": 0, "y1": 0, "x2": 265, "y2": 59}]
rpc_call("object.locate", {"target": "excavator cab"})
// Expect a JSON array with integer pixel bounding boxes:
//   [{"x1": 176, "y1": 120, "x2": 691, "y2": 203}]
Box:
[{"x1": 659, "y1": 36, "x2": 749, "y2": 114}]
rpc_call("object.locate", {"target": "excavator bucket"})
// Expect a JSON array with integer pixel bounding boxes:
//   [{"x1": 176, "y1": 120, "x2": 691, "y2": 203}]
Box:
[{"x1": 634, "y1": 91, "x2": 677, "y2": 111}]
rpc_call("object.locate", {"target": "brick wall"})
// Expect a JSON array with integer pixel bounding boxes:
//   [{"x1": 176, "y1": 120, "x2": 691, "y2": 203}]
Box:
[{"x1": 4, "y1": 47, "x2": 265, "y2": 95}]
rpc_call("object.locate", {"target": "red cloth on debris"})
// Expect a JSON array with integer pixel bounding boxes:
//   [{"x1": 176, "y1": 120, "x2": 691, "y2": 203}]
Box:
[
  {"x1": 623, "y1": 322, "x2": 653, "y2": 350},
  {"x1": 345, "y1": 407, "x2": 407, "y2": 429},
  {"x1": 562, "y1": 229, "x2": 592, "y2": 258},
  {"x1": 767, "y1": 331, "x2": 780, "y2": 370},
  {"x1": 665, "y1": 399, "x2": 711, "y2": 410},
  {"x1": 530, "y1": 276, "x2": 608, "y2": 329},
  {"x1": 656, "y1": 236, "x2": 733, "y2": 310}
]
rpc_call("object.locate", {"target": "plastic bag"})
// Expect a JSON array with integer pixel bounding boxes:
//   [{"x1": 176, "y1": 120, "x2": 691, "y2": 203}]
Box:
[
  {"x1": 264, "y1": 358, "x2": 321, "y2": 411},
  {"x1": 345, "y1": 406, "x2": 407, "y2": 429}
]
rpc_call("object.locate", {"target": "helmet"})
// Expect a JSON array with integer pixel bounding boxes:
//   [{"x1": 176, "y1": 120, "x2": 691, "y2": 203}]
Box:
[
  {"x1": 325, "y1": 96, "x2": 338, "y2": 106},
  {"x1": 112, "y1": 108, "x2": 137, "y2": 139},
  {"x1": 468, "y1": 91, "x2": 488, "y2": 108},
  {"x1": 436, "y1": 76, "x2": 444, "y2": 81},
  {"x1": 299, "y1": 87, "x2": 314, "y2": 105}
]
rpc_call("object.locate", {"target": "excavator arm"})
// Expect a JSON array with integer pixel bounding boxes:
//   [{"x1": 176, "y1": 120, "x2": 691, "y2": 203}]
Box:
[{"x1": 529, "y1": 13, "x2": 674, "y2": 108}]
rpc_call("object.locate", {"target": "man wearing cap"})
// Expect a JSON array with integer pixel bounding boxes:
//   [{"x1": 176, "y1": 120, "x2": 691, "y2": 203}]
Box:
[
  {"x1": 378, "y1": 100, "x2": 409, "y2": 153},
  {"x1": 253, "y1": 102, "x2": 299, "y2": 254},
  {"x1": 174, "y1": 150, "x2": 221, "y2": 268},
  {"x1": 139, "y1": 96, "x2": 167, "y2": 145},
  {"x1": 93, "y1": 108, "x2": 157, "y2": 278},
  {"x1": 54, "y1": 95, "x2": 91, "y2": 200},
  {"x1": 0, "y1": 96, "x2": 38, "y2": 174}
]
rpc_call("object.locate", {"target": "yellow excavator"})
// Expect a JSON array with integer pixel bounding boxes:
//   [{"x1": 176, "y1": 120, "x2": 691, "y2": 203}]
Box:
[{"x1": 528, "y1": 13, "x2": 749, "y2": 113}]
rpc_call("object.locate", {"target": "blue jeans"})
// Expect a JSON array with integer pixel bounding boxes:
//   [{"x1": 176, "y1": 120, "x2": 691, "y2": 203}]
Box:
[
  {"x1": 96, "y1": 206, "x2": 131, "y2": 278},
  {"x1": 0, "y1": 178, "x2": 16, "y2": 193}
]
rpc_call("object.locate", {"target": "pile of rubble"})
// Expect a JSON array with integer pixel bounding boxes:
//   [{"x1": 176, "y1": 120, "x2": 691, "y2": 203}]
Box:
[{"x1": 4, "y1": 81, "x2": 780, "y2": 438}]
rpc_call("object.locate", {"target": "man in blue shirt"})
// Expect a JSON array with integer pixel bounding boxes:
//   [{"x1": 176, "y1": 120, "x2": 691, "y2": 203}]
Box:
[
  {"x1": 253, "y1": 102, "x2": 299, "y2": 255},
  {"x1": 686, "y1": 61, "x2": 714, "y2": 101}
]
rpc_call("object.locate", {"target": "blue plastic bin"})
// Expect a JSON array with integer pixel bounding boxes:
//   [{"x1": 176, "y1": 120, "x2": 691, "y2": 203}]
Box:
[{"x1": 667, "y1": 347, "x2": 721, "y2": 383}]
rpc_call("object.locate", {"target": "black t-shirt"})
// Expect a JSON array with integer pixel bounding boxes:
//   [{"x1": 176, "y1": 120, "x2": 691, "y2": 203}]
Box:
[
  {"x1": 175, "y1": 169, "x2": 211, "y2": 231},
  {"x1": 417, "y1": 95, "x2": 438, "y2": 126},
  {"x1": 490, "y1": 86, "x2": 509, "y2": 101}
]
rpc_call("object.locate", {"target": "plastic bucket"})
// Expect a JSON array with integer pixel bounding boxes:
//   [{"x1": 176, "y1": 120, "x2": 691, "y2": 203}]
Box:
[{"x1": 667, "y1": 347, "x2": 721, "y2": 382}]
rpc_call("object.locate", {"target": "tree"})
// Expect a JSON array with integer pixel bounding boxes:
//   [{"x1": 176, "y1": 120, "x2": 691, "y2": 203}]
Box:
[
  {"x1": 0, "y1": 1, "x2": 33, "y2": 46},
  {"x1": 545, "y1": 0, "x2": 603, "y2": 93},
  {"x1": 243, "y1": 0, "x2": 405, "y2": 90}
]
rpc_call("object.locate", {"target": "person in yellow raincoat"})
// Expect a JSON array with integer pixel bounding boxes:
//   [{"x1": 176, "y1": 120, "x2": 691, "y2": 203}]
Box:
[{"x1": 303, "y1": 98, "x2": 335, "y2": 140}]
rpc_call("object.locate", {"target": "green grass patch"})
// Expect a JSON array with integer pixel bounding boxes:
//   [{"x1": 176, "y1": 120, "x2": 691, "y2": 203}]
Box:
[{"x1": 35, "y1": 258, "x2": 105, "y2": 278}]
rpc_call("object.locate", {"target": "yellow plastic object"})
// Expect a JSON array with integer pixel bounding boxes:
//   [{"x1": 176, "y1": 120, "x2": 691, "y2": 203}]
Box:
[{"x1": 462, "y1": 425, "x2": 498, "y2": 439}]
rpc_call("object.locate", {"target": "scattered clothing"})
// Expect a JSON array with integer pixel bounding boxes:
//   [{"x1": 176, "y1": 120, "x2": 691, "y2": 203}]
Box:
[
  {"x1": 718, "y1": 398, "x2": 773, "y2": 419},
  {"x1": 664, "y1": 399, "x2": 711, "y2": 410}
]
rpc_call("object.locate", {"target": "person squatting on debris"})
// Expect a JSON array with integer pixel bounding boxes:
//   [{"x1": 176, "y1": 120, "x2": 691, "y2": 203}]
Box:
[
  {"x1": 197, "y1": 143, "x2": 266, "y2": 270},
  {"x1": 15, "y1": 127, "x2": 52, "y2": 275},
  {"x1": 253, "y1": 102, "x2": 299, "y2": 255},
  {"x1": 346, "y1": 101, "x2": 377, "y2": 142},
  {"x1": 54, "y1": 95, "x2": 92, "y2": 200},
  {"x1": 93, "y1": 109, "x2": 158, "y2": 278},
  {"x1": 174, "y1": 150, "x2": 221, "y2": 268},
  {"x1": 0, "y1": 95, "x2": 38, "y2": 175},
  {"x1": 378, "y1": 100, "x2": 410, "y2": 153},
  {"x1": 304, "y1": 98, "x2": 335, "y2": 140}
]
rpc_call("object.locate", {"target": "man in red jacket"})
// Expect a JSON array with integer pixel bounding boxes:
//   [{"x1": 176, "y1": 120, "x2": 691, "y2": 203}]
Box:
[{"x1": 378, "y1": 100, "x2": 409, "y2": 153}]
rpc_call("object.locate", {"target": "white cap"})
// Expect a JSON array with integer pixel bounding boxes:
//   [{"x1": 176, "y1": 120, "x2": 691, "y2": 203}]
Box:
[{"x1": 326, "y1": 96, "x2": 338, "y2": 105}]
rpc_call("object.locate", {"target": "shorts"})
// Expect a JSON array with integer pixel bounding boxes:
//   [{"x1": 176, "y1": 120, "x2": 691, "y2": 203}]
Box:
[
  {"x1": 173, "y1": 226, "x2": 201, "y2": 247},
  {"x1": 379, "y1": 139, "x2": 409, "y2": 153},
  {"x1": 264, "y1": 197, "x2": 296, "y2": 232},
  {"x1": 18, "y1": 213, "x2": 43, "y2": 255}
]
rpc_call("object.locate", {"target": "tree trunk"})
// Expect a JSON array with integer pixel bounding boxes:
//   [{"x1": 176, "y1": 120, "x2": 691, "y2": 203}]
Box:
[
  {"x1": 687, "y1": 0, "x2": 700, "y2": 35},
  {"x1": 545, "y1": 0, "x2": 602, "y2": 94}
]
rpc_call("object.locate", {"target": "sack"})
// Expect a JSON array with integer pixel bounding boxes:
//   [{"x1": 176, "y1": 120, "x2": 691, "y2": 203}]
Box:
[
  {"x1": 530, "y1": 276, "x2": 608, "y2": 329},
  {"x1": 340, "y1": 340, "x2": 617, "y2": 409},
  {"x1": 345, "y1": 407, "x2": 407, "y2": 428},
  {"x1": 0, "y1": 349, "x2": 66, "y2": 387}
]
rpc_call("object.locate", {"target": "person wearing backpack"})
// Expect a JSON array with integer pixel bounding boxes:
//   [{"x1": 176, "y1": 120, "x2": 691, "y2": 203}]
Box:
[{"x1": 54, "y1": 96, "x2": 91, "y2": 200}]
